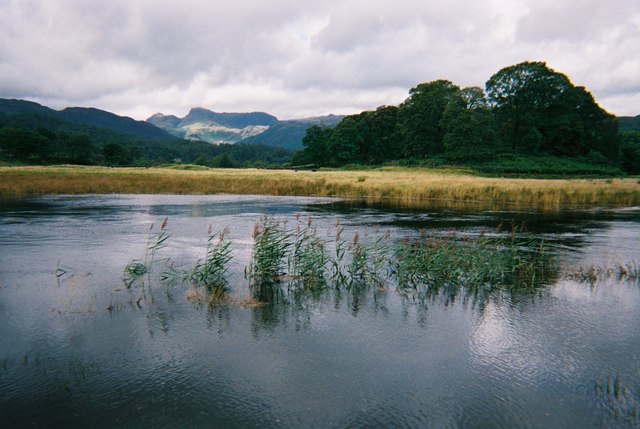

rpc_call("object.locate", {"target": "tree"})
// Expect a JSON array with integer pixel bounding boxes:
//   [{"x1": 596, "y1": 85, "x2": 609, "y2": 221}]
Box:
[
  {"x1": 103, "y1": 142, "x2": 134, "y2": 166},
  {"x1": 327, "y1": 116, "x2": 361, "y2": 166},
  {"x1": 620, "y1": 131, "x2": 640, "y2": 174},
  {"x1": 485, "y1": 61, "x2": 620, "y2": 161},
  {"x1": 0, "y1": 127, "x2": 50, "y2": 162},
  {"x1": 398, "y1": 80, "x2": 460, "y2": 158},
  {"x1": 361, "y1": 105, "x2": 401, "y2": 164},
  {"x1": 441, "y1": 87, "x2": 499, "y2": 155},
  {"x1": 297, "y1": 125, "x2": 333, "y2": 166}
]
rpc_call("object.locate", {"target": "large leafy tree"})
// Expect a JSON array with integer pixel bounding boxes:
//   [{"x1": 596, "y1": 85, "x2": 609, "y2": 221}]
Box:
[
  {"x1": 398, "y1": 80, "x2": 460, "y2": 158},
  {"x1": 621, "y1": 131, "x2": 640, "y2": 174},
  {"x1": 486, "y1": 61, "x2": 619, "y2": 161},
  {"x1": 441, "y1": 87, "x2": 499, "y2": 155},
  {"x1": 295, "y1": 125, "x2": 333, "y2": 166}
]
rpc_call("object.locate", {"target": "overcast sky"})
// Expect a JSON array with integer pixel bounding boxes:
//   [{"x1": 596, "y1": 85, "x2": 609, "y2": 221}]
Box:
[{"x1": 1, "y1": 0, "x2": 639, "y2": 120}]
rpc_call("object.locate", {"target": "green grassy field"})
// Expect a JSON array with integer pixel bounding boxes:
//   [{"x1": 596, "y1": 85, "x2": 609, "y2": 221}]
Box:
[{"x1": 1, "y1": 165, "x2": 639, "y2": 208}]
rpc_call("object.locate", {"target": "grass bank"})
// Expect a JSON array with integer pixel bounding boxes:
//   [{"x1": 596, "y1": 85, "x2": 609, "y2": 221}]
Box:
[{"x1": 1, "y1": 165, "x2": 639, "y2": 208}]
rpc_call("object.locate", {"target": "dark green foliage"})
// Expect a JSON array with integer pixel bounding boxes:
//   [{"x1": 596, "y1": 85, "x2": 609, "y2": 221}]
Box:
[
  {"x1": 103, "y1": 142, "x2": 135, "y2": 166},
  {"x1": 621, "y1": 132, "x2": 640, "y2": 174},
  {"x1": 294, "y1": 125, "x2": 333, "y2": 166},
  {"x1": 398, "y1": 80, "x2": 460, "y2": 158},
  {"x1": 617, "y1": 115, "x2": 640, "y2": 133},
  {"x1": 294, "y1": 61, "x2": 628, "y2": 175},
  {"x1": 0, "y1": 98, "x2": 295, "y2": 167},
  {"x1": 442, "y1": 87, "x2": 499, "y2": 154},
  {"x1": 486, "y1": 62, "x2": 619, "y2": 161},
  {"x1": 401, "y1": 152, "x2": 623, "y2": 177}
]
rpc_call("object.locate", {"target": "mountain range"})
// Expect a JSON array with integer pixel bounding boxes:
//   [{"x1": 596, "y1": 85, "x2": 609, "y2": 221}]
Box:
[
  {"x1": 147, "y1": 108, "x2": 343, "y2": 149},
  {"x1": 0, "y1": 98, "x2": 343, "y2": 150}
]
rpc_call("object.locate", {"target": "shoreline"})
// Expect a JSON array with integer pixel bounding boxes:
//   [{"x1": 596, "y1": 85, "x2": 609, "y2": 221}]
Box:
[{"x1": 1, "y1": 165, "x2": 639, "y2": 209}]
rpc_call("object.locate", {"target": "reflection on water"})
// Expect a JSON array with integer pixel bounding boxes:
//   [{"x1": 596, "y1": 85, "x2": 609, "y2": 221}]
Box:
[{"x1": 1, "y1": 194, "x2": 639, "y2": 428}]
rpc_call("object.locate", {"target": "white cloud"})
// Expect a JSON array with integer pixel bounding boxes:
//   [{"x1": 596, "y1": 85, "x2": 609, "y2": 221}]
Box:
[{"x1": 0, "y1": 0, "x2": 638, "y2": 119}]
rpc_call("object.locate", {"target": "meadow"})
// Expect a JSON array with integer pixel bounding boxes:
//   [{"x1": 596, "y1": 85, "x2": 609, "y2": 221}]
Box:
[{"x1": 1, "y1": 164, "x2": 639, "y2": 208}]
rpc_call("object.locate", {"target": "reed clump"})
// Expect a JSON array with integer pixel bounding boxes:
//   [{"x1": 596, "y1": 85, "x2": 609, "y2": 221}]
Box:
[
  {"x1": 188, "y1": 226, "x2": 233, "y2": 304},
  {"x1": 392, "y1": 231, "x2": 551, "y2": 299},
  {"x1": 246, "y1": 217, "x2": 292, "y2": 303}
]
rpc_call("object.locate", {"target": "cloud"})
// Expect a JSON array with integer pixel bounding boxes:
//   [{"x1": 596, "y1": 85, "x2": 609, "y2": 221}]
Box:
[{"x1": 0, "y1": 0, "x2": 638, "y2": 119}]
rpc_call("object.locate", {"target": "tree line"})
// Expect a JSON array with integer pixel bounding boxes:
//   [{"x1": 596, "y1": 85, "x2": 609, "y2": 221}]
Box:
[{"x1": 293, "y1": 61, "x2": 638, "y2": 174}]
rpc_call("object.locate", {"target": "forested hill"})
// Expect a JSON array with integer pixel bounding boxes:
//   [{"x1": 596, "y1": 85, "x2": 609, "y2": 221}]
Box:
[
  {"x1": 293, "y1": 61, "x2": 640, "y2": 176},
  {"x1": 0, "y1": 99, "x2": 173, "y2": 141},
  {"x1": 0, "y1": 99, "x2": 293, "y2": 167}
]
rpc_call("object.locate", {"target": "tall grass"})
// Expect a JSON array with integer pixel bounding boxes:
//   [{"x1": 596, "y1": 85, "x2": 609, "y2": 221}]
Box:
[
  {"x1": 288, "y1": 215, "x2": 328, "y2": 292},
  {"x1": 392, "y1": 230, "x2": 551, "y2": 301},
  {"x1": 188, "y1": 226, "x2": 233, "y2": 303},
  {"x1": 246, "y1": 217, "x2": 292, "y2": 303},
  {"x1": 2, "y1": 165, "x2": 639, "y2": 208}
]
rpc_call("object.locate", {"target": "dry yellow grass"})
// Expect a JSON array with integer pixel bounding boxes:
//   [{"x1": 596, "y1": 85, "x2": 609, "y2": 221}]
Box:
[{"x1": 1, "y1": 165, "x2": 639, "y2": 209}]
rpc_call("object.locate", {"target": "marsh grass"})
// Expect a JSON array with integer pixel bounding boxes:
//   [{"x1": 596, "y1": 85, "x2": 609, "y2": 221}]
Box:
[
  {"x1": 3, "y1": 165, "x2": 640, "y2": 208},
  {"x1": 246, "y1": 217, "x2": 292, "y2": 303},
  {"x1": 188, "y1": 226, "x2": 233, "y2": 304},
  {"x1": 288, "y1": 215, "x2": 328, "y2": 292},
  {"x1": 392, "y1": 228, "x2": 552, "y2": 299}
]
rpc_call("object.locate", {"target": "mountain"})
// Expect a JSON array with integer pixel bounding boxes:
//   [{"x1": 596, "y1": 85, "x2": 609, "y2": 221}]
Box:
[
  {"x1": 148, "y1": 107, "x2": 343, "y2": 149},
  {"x1": 148, "y1": 108, "x2": 279, "y2": 144},
  {"x1": 0, "y1": 98, "x2": 174, "y2": 142}
]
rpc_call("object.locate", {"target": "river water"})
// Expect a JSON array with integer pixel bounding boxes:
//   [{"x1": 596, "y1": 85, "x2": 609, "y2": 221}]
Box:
[{"x1": 0, "y1": 194, "x2": 639, "y2": 428}]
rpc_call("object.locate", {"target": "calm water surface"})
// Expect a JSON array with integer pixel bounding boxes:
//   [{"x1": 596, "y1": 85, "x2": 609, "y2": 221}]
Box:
[{"x1": 1, "y1": 194, "x2": 639, "y2": 428}]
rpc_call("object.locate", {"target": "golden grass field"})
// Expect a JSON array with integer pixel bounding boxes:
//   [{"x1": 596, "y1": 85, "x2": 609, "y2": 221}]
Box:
[{"x1": 1, "y1": 165, "x2": 639, "y2": 209}]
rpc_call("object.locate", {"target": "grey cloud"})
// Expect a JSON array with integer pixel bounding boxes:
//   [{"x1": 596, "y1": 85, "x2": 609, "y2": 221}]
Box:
[{"x1": 0, "y1": 0, "x2": 638, "y2": 118}]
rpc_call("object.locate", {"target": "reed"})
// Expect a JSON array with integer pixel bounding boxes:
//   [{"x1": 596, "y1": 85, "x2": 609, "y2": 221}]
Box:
[
  {"x1": 123, "y1": 217, "x2": 170, "y2": 292},
  {"x1": 288, "y1": 216, "x2": 328, "y2": 292},
  {"x1": 246, "y1": 217, "x2": 292, "y2": 303},
  {"x1": 2, "y1": 165, "x2": 639, "y2": 209},
  {"x1": 188, "y1": 226, "x2": 234, "y2": 303}
]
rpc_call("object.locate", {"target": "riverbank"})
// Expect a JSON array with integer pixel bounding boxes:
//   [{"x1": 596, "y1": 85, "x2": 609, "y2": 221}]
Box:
[{"x1": 1, "y1": 165, "x2": 639, "y2": 208}]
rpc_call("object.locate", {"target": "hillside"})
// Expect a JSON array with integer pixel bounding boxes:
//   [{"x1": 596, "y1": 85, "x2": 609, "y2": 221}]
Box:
[
  {"x1": 618, "y1": 115, "x2": 640, "y2": 133},
  {"x1": 0, "y1": 98, "x2": 174, "y2": 142},
  {"x1": 0, "y1": 98, "x2": 294, "y2": 167}
]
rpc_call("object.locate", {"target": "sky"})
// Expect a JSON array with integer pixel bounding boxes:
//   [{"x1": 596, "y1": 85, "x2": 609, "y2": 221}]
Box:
[{"x1": 1, "y1": 0, "x2": 639, "y2": 120}]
